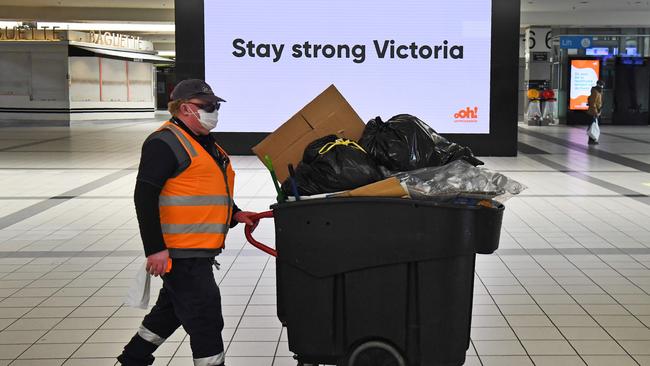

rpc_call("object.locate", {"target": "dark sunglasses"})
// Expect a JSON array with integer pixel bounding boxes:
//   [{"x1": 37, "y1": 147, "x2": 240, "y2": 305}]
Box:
[{"x1": 188, "y1": 101, "x2": 221, "y2": 113}]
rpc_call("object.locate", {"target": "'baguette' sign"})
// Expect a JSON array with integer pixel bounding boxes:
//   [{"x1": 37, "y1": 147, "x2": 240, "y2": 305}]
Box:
[
  {"x1": 89, "y1": 31, "x2": 144, "y2": 50},
  {"x1": 0, "y1": 25, "x2": 147, "y2": 51},
  {"x1": 0, "y1": 25, "x2": 60, "y2": 41}
]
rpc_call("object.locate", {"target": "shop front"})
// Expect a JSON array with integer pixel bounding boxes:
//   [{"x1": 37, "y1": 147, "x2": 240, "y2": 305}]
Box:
[{"x1": 0, "y1": 27, "x2": 173, "y2": 125}]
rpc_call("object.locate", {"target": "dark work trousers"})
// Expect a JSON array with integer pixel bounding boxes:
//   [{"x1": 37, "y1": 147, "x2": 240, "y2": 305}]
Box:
[{"x1": 117, "y1": 258, "x2": 225, "y2": 366}]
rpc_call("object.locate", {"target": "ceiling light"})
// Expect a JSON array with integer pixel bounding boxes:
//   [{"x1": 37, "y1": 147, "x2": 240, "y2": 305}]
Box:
[
  {"x1": 42, "y1": 22, "x2": 175, "y2": 32},
  {"x1": 0, "y1": 21, "x2": 174, "y2": 32}
]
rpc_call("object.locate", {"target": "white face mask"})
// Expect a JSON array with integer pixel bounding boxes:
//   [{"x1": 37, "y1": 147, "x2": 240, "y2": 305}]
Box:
[{"x1": 191, "y1": 108, "x2": 219, "y2": 131}]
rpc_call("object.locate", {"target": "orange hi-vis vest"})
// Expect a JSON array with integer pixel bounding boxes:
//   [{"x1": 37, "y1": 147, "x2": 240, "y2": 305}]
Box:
[{"x1": 157, "y1": 121, "x2": 235, "y2": 258}]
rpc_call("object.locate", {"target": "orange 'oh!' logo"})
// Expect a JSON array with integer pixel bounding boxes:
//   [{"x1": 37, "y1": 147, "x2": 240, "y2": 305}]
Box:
[{"x1": 454, "y1": 107, "x2": 479, "y2": 123}]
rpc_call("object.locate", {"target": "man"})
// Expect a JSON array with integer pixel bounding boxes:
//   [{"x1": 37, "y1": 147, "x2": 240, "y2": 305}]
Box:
[
  {"x1": 117, "y1": 79, "x2": 257, "y2": 366},
  {"x1": 587, "y1": 80, "x2": 604, "y2": 145}
]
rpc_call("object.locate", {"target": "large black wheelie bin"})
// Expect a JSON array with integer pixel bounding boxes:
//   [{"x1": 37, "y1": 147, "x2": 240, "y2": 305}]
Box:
[{"x1": 246, "y1": 197, "x2": 504, "y2": 366}]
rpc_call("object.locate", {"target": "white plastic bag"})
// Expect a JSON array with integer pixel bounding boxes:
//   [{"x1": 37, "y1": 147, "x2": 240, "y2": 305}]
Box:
[
  {"x1": 588, "y1": 120, "x2": 600, "y2": 141},
  {"x1": 124, "y1": 261, "x2": 151, "y2": 309}
]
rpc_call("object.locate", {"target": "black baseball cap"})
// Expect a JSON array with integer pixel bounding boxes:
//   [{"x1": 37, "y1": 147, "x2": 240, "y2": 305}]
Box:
[{"x1": 170, "y1": 79, "x2": 226, "y2": 103}]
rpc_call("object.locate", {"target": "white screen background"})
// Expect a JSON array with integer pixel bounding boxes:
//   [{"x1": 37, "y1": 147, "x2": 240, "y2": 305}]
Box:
[{"x1": 204, "y1": 0, "x2": 492, "y2": 134}]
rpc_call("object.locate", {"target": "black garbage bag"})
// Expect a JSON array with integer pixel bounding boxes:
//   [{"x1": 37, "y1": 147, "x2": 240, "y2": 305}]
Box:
[
  {"x1": 359, "y1": 114, "x2": 483, "y2": 172},
  {"x1": 281, "y1": 135, "x2": 384, "y2": 196}
]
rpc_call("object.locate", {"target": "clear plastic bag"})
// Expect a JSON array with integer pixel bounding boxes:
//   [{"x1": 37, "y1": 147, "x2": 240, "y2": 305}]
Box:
[
  {"x1": 526, "y1": 100, "x2": 542, "y2": 126},
  {"x1": 393, "y1": 160, "x2": 527, "y2": 203},
  {"x1": 542, "y1": 100, "x2": 557, "y2": 125}
]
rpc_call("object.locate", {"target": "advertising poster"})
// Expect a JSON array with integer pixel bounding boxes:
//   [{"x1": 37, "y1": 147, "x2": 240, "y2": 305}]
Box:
[
  {"x1": 570, "y1": 59, "x2": 600, "y2": 110},
  {"x1": 204, "y1": 0, "x2": 493, "y2": 134}
]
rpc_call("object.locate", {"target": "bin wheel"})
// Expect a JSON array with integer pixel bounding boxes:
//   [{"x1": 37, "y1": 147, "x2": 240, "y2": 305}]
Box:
[{"x1": 346, "y1": 341, "x2": 406, "y2": 366}]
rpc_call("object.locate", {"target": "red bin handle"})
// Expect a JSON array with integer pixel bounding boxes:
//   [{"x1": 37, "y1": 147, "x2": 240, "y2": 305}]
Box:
[{"x1": 244, "y1": 211, "x2": 277, "y2": 257}]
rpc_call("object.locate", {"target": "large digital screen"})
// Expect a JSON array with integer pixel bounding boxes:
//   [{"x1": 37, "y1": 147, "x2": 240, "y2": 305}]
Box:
[
  {"x1": 204, "y1": 0, "x2": 493, "y2": 134},
  {"x1": 569, "y1": 59, "x2": 600, "y2": 111}
]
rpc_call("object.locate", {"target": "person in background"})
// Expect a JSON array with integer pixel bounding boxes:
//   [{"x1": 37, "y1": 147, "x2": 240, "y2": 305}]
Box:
[
  {"x1": 117, "y1": 79, "x2": 258, "y2": 366},
  {"x1": 587, "y1": 80, "x2": 604, "y2": 145}
]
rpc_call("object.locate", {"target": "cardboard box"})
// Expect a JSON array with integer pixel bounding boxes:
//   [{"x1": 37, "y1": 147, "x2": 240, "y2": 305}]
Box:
[
  {"x1": 252, "y1": 85, "x2": 366, "y2": 182},
  {"x1": 336, "y1": 177, "x2": 410, "y2": 198}
]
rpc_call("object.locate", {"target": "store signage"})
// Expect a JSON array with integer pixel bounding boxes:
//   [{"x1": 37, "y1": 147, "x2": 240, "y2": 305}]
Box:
[
  {"x1": 0, "y1": 25, "x2": 147, "y2": 51},
  {"x1": 0, "y1": 25, "x2": 61, "y2": 41},
  {"x1": 569, "y1": 59, "x2": 600, "y2": 110},
  {"x1": 89, "y1": 31, "x2": 144, "y2": 50},
  {"x1": 560, "y1": 36, "x2": 593, "y2": 49}
]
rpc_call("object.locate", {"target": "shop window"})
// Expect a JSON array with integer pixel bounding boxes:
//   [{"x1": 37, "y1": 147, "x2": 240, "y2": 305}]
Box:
[
  {"x1": 69, "y1": 57, "x2": 100, "y2": 102},
  {"x1": 100, "y1": 58, "x2": 128, "y2": 102},
  {"x1": 127, "y1": 62, "x2": 153, "y2": 102}
]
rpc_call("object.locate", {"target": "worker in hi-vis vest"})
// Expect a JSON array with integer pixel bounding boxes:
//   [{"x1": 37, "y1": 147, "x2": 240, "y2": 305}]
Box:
[{"x1": 118, "y1": 79, "x2": 258, "y2": 366}]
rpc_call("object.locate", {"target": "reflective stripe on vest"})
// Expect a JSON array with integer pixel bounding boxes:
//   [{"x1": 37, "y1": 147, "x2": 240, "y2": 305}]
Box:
[
  {"x1": 165, "y1": 123, "x2": 198, "y2": 157},
  {"x1": 157, "y1": 121, "x2": 235, "y2": 254},
  {"x1": 159, "y1": 195, "x2": 231, "y2": 207},
  {"x1": 161, "y1": 223, "x2": 229, "y2": 234}
]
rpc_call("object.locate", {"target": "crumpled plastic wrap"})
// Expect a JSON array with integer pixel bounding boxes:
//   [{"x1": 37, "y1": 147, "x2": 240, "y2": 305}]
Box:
[{"x1": 393, "y1": 160, "x2": 527, "y2": 203}]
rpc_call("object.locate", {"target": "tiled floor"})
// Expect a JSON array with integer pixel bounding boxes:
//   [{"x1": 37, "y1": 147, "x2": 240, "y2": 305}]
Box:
[{"x1": 0, "y1": 114, "x2": 649, "y2": 366}]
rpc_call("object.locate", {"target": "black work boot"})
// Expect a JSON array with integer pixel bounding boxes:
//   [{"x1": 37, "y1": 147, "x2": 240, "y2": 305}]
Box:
[{"x1": 116, "y1": 334, "x2": 157, "y2": 365}]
